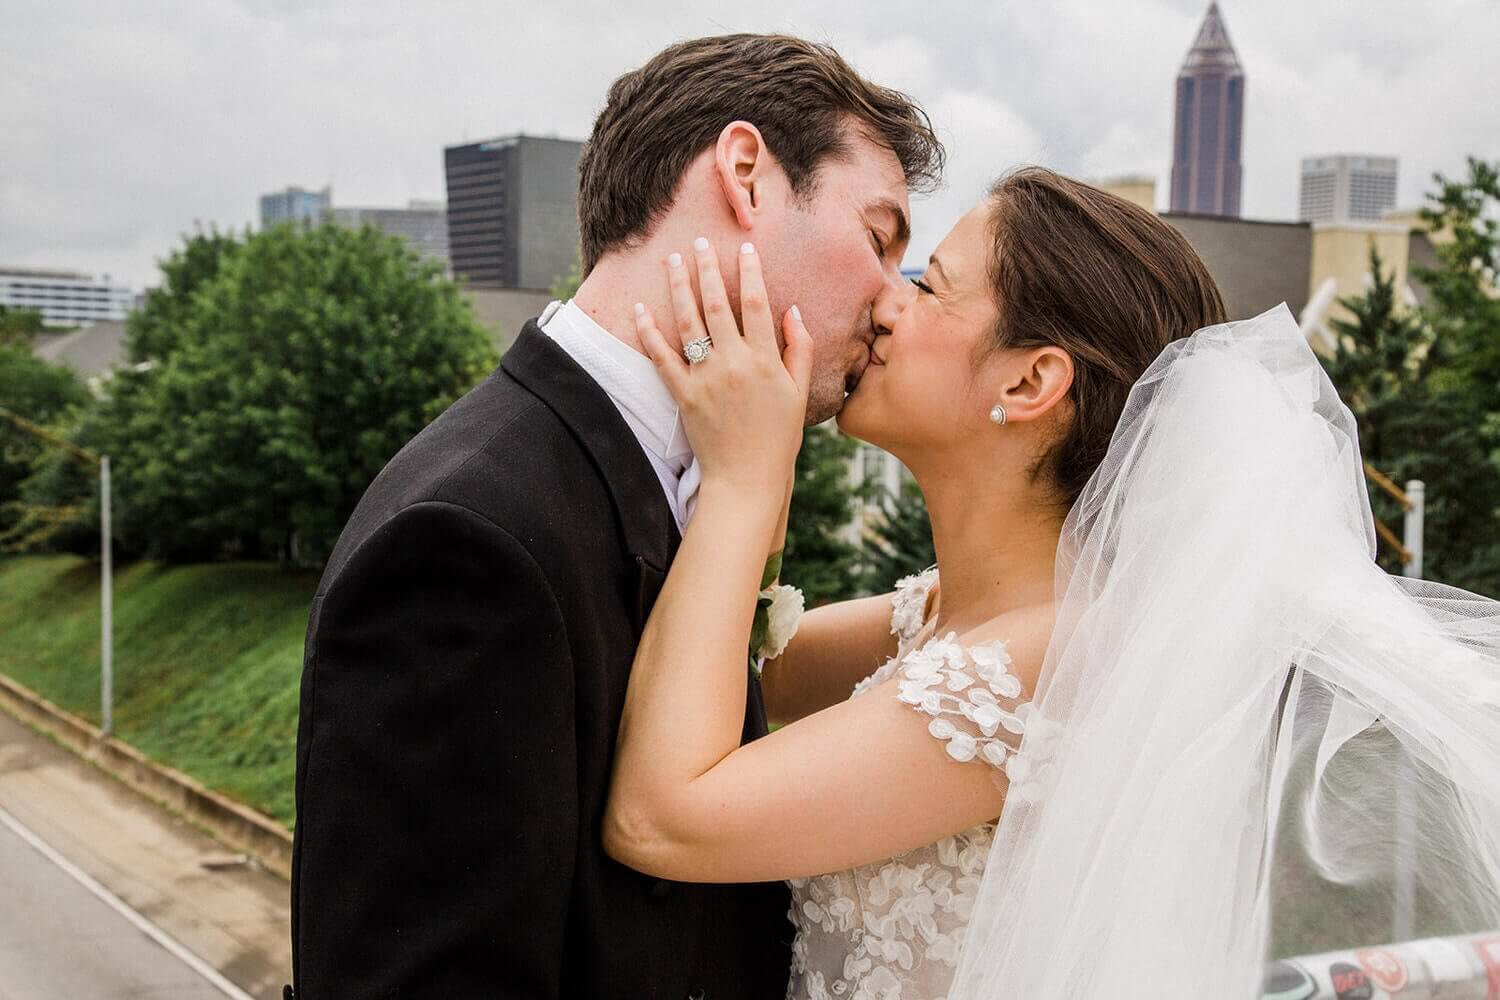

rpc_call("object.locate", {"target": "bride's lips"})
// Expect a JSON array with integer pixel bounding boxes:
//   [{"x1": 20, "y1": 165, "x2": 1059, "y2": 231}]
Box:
[{"x1": 845, "y1": 352, "x2": 870, "y2": 394}]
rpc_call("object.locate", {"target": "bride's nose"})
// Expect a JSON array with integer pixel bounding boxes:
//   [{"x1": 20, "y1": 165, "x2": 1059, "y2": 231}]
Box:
[{"x1": 871, "y1": 276, "x2": 915, "y2": 337}]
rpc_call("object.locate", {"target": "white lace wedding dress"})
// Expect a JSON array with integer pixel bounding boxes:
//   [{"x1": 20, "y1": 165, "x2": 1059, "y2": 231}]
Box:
[{"x1": 784, "y1": 568, "x2": 1036, "y2": 1000}]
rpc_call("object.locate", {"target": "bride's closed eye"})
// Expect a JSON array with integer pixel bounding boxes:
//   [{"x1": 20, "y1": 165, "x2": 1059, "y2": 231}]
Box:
[{"x1": 910, "y1": 277, "x2": 934, "y2": 295}]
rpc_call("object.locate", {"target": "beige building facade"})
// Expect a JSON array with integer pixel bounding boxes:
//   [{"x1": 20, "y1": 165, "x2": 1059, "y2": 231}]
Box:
[{"x1": 1097, "y1": 176, "x2": 1439, "y2": 353}]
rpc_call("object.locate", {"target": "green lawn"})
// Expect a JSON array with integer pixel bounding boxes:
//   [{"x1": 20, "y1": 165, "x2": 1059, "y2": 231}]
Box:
[{"x1": 0, "y1": 554, "x2": 315, "y2": 828}]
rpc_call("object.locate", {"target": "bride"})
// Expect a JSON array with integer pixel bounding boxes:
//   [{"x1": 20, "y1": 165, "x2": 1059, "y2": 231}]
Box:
[{"x1": 602, "y1": 167, "x2": 1500, "y2": 999}]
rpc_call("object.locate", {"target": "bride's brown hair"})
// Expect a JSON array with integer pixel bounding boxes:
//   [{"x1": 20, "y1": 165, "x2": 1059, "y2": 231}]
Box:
[{"x1": 985, "y1": 167, "x2": 1227, "y2": 509}]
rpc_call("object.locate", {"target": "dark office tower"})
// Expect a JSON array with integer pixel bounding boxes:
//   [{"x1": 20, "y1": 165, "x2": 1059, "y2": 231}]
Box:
[
  {"x1": 1170, "y1": 3, "x2": 1245, "y2": 217},
  {"x1": 443, "y1": 134, "x2": 584, "y2": 289}
]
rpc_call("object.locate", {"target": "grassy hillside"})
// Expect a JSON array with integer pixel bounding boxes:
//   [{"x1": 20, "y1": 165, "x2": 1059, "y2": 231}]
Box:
[{"x1": 0, "y1": 555, "x2": 315, "y2": 827}]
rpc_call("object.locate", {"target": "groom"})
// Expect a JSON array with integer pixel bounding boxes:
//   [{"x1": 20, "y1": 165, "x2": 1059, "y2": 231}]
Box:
[{"x1": 288, "y1": 33, "x2": 941, "y2": 999}]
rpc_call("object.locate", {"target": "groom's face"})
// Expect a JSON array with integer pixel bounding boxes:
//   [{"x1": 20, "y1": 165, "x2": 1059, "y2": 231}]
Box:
[{"x1": 773, "y1": 131, "x2": 912, "y2": 424}]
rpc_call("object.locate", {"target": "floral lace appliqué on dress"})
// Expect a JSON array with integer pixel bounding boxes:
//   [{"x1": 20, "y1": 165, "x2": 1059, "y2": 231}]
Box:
[{"x1": 784, "y1": 570, "x2": 1036, "y2": 1000}]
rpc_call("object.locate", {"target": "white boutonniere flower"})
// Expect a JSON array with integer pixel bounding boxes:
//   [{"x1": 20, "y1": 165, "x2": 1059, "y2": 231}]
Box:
[
  {"x1": 748, "y1": 550, "x2": 803, "y2": 673},
  {"x1": 755, "y1": 582, "x2": 805, "y2": 662}
]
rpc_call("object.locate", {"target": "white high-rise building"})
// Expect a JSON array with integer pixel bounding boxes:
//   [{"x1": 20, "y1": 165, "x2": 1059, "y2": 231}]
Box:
[
  {"x1": 1299, "y1": 155, "x2": 1399, "y2": 223},
  {"x1": 0, "y1": 267, "x2": 134, "y2": 327}
]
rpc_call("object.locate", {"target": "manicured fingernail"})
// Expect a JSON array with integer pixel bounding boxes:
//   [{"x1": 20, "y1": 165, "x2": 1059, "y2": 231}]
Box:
[
  {"x1": 668, "y1": 252, "x2": 683, "y2": 268},
  {"x1": 693, "y1": 236, "x2": 710, "y2": 254},
  {"x1": 633, "y1": 302, "x2": 645, "y2": 318},
  {"x1": 741, "y1": 242, "x2": 755, "y2": 255},
  {"x1": 792, "y1": 305, "x2": 802, "y2": 322}
]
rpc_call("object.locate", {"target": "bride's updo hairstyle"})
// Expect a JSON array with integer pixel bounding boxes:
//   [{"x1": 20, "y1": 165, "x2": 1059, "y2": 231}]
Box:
[{"x1": 985, "y1": 167, "x2": 1226, "y2": 510}]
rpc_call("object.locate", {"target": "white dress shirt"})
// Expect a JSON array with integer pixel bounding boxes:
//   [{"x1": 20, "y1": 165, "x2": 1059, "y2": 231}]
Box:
[{"x1": 538, "y1": 299, "x2": 700, "y2": 533}]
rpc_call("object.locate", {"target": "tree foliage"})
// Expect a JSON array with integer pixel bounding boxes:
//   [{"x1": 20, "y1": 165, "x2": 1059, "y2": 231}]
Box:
[
  {"x1": 784, "y1": 424, "x2": 866, "y2": 606},
  {"x1": 1323, "y1": 158, "x2": 1500, "y2": 594},
  {"x1": 23, "y1": 223, "x2": 499, "y2": 565},
  {"x1": 859, "y1": 477, "x2": 936, "y2": 593},
  {"x1": 0, "y1": 347, "x2": 90, "y2": 549},
  {"x1": 126, "y1": 226, "x2": 244, "y2": 363},
  {"x1": 0, "y1": 304, "x2": 49, "y2": 347}
]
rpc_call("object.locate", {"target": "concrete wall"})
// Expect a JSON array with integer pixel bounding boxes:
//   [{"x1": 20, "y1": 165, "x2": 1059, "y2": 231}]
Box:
[
  {"x1": 463, "y1": 286, "x2": 553, "y2": 354},
  {"x1": 1163, "y1": 213, "x2": 1313, "y2": 320}
]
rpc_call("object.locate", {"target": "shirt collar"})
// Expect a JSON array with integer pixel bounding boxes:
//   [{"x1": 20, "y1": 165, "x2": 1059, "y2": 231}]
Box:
[{"x1": 538, "y1": 299, "x2": 693, "y2": 468}]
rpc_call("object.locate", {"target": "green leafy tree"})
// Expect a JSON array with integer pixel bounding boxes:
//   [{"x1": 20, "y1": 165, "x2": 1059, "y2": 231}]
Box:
[
  {"x1": 859, "y1": 477, "x2": 936, "y2": 592},
  {"x1": 1408, "y1": 158, "x2": 1500, "y2": 593},
  {"x1": 0, "y1": 305, "x2": 49, "y2": 347},
  {"x1": 1322, "y1": 212, "x2": 1500, "y2": 593},
  {"x1": 1415, "y1": 157, "x2": 1500, "y2": 375},
  {"x1": 86, "y1": 222, "x2": 498, "y2": 565},
  {"x1": 784, "y1": 424, "x2": 866, "y2": 606},
  {"x1": 126, "y1": 226, "x2": 244, "y2": 362},
  {"x1": 0, "y1": 347, "x2": 90, "y2": 547}
]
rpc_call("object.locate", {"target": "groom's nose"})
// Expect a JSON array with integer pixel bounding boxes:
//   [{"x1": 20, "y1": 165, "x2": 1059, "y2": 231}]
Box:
[{"x1": 871, "y1": 275, "x2": 915, "y2": 336}]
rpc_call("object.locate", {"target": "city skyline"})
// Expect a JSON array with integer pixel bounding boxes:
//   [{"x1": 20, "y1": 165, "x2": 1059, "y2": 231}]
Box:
[{"x1": 2, "y1": 0, "x2": 1496, "y2": 291}]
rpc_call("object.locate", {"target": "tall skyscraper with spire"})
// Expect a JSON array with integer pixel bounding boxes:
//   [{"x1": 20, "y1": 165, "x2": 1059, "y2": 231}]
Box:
[{"x1": 1170, "y1": 3, "x2": 1245, "y2": 217}]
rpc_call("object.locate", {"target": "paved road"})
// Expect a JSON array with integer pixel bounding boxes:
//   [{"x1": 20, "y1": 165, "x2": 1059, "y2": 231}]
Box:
[
  {"x1": 0, "y1": 705, "x2": 282, "y2": 998},
  {"x1": 0, "y1": 806, "x2": 237, "y2": 999}
]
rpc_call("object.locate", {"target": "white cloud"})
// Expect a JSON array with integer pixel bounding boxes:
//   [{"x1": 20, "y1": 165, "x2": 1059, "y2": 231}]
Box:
[{"x1": 1, "y1": 0, "x2": 1496, "y2": 289}]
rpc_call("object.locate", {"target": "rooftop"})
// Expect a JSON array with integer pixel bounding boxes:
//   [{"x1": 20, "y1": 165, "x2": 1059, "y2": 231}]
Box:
[{"x1": 1180, "y1": 2, "x2": 1242, "y2": 74}]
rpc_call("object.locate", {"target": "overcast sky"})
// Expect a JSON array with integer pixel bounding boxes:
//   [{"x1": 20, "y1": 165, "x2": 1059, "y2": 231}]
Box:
[{"x1": 3, "y1": 0, "x2": 1497, "y2": 290}]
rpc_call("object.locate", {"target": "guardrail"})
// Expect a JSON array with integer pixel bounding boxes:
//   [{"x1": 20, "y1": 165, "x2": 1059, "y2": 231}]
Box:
[{"x1": 1265, "y1": 931, "x2": 1500, "y2": 999}]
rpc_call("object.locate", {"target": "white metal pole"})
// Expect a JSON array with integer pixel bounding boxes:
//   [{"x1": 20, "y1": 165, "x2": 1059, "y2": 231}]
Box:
[
  {"x1": 100, "y1": 456, "x2": 113, "y2": 738},
  {"x1": 1392, "y1": 479, "x2": 1424, "y2": 941},
  {"x1": 1403, "y1": 481, "x2": 1424, "y2": 581}
]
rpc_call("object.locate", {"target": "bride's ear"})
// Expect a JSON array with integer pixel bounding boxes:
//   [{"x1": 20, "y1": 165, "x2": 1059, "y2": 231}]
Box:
[
  {"x1": 1000, "y1": 347, "x2": 1074, "y2": 423},
  {"x1": 714, "y1": 121, "x2": 769, "y2": 232}
]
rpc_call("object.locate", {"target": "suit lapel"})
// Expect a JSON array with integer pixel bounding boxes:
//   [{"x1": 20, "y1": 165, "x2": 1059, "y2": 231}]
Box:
[
  {"x1": 502, "y1": 322, "x2": 679, "y2": 623},
  {"x1": 504, "y1": 320, "x2": 769, "y2": 741}
]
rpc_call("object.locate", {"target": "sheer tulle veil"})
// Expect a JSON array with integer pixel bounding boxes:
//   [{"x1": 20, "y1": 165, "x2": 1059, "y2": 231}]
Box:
[{"x1": 951, "y1": 304, "x2": 1500, "y2": 997}]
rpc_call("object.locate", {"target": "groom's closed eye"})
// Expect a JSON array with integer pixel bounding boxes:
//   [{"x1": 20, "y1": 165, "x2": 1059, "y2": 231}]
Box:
[{"x1": 865, "y1": 199, "x2": 912, "y2": 260}]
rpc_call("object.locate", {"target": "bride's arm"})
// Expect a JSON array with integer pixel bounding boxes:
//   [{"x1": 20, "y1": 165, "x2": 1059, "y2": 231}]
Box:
[
  {"x1": 760, "y1": 593, "x2": 910, "y2": 726},
  {"x1": 756, "y1": 477, "x2": 923, "y2": 726},
  {"x1": 753, "y1": 453, "x2": 914, "y2": 727},
  {"x1": 603, "y1": 240, "x2": 1029, "y2": 883}
]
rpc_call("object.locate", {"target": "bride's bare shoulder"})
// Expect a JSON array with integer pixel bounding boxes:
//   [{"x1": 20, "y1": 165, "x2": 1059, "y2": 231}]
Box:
[{"x1": 962, "y1": 602, "x2": 1058, "y2": 698}]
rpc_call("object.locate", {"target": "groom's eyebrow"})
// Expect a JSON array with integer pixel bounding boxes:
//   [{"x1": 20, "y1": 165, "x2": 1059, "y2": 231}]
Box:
[{"x1": 870, "y1": 198, "x2": 911, "y2": 247}]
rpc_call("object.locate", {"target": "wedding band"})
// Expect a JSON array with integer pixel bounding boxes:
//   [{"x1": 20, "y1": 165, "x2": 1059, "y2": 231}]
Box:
[{"x1": 684, "y1": 336, "x2": 713, "y2": 365}]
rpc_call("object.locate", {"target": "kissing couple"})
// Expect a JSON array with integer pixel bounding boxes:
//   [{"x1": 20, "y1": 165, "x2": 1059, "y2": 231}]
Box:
[{"x1": 288, "y1": 32, "x2": 1500, "y2": 1000}]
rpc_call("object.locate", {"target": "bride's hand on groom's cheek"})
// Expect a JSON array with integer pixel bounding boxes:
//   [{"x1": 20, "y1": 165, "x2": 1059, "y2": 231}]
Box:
[{"x1": 635, "y1": 237, "x2": 812, "y2": 496}]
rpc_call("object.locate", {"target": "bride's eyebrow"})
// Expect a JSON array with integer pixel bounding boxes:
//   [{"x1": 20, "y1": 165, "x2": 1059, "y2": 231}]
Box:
[{"x1": 929, "y1": 254, "x2": 951, "y2": 286}]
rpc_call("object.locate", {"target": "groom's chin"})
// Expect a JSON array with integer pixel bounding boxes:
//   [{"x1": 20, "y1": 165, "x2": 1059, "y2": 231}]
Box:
[{"x1": 804, "y1": 386, "x2": 847, "y2": 427}]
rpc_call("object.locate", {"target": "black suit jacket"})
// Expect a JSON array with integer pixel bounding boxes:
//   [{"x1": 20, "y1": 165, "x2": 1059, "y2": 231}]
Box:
[{"x1": 289, "y1": 322, "x2": 792, "y2": 998}]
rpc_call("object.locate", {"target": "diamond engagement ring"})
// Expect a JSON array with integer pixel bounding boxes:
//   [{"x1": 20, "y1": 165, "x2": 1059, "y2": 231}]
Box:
[{"x1": 683, "y1": 336, "x2": 713, "y2": 365}]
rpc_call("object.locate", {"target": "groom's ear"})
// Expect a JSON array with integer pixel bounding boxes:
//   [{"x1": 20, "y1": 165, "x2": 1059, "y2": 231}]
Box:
[{"x1": 714, "y1": 121, "x2": 770, "y2": 232}]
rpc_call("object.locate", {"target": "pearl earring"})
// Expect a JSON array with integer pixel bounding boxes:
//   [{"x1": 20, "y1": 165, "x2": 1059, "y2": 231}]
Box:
[{"x1": 989, "y1": 404, "x2": 1007, "y2": 425}]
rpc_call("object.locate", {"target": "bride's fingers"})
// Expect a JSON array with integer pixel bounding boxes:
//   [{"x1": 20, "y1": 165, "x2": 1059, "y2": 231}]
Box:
[
  {"x1": 666, "y1": 251, "x2": 709, "y2": 353},
  {"x1": 781, "y1": 305, "x2": 814, "y2": 404},
  {"x1": 736, "y1": 242, "x2": 777, "y2": 355},
  {"x1": 635, "y1": 302, "x2": 690, "y2": 399},
  {"x1": 691, "y1": 237, "x2": 744, "y2": 353}
]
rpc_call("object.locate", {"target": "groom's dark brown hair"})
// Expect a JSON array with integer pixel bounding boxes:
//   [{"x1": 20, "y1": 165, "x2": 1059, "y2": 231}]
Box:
[{"x1": 577, "y1": 33, "x2": 944, "y2": 275}]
